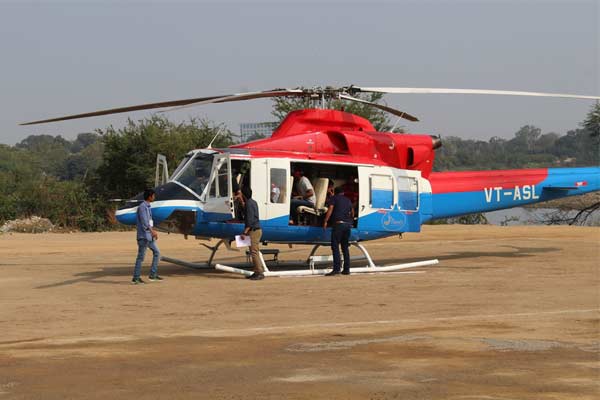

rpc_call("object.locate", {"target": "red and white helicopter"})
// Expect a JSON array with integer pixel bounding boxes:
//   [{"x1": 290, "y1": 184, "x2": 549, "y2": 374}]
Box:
[{"x1": 22, "y1": 86, "x2": 600, "y2": 276}]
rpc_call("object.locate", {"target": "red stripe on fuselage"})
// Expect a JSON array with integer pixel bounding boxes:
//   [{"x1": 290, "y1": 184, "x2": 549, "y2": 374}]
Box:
[{"x1": 429, "y1": 169, "x2": 548, "y2": 194}]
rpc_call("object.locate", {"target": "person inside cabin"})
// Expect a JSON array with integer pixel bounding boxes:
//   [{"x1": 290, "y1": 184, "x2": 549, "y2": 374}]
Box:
[
  {"x1": 189, "y1": 175, "x2": 208, "y2": 196},
  {"x1": 325, "y1": 179, "x2": 335, "y2": 204},
  {"x1": 290, "y1": 169, "x2": 316, "y2": 224},
  {"x1": 271, "y1": 183, "x2": 281, "y2": 203},
  {"x1": 231, "y1": 170, "x2": 245, "y2": 220},
  {"x1": 343, "y1": 175, "x2": 359, "y2": 206}
]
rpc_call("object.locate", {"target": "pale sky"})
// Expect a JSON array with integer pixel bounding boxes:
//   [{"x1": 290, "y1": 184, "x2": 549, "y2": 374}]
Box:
[{"x1": 0, "y1": 0, "x2": 598, "y2": 145}]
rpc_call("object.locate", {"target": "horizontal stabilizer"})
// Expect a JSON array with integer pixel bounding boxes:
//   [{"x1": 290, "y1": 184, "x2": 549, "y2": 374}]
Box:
[
  {"x1": 543, "y1": 186, "x2": 580, "y2": 191},
  {"x1": 543, "y1": 181, "x2": 588, "y2": 191}
]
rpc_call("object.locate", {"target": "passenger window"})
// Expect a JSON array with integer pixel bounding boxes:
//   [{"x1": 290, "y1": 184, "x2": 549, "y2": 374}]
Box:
[
  {"x1": 270, "y1": 168, "x2": 287, "y2": 203},
  {"x1": 216, "y1": 161, "x2": 229, "y2": 198},
  {"x1": 370, "y1": 175, "x2": 393, "y2": 209},
  {"x1": 397, "y1": 176, "x2": 418, "y2": 211}
]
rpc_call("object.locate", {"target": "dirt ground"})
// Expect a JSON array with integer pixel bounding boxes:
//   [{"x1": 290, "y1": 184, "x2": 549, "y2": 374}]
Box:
[{"x1": 1, "y1": 225, "x2": 599, "y2": 399}]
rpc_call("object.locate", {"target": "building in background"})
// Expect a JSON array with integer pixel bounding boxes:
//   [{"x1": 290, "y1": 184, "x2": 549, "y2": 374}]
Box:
[{"x1": 239, "y1": 122, "x2": 278, "y2": 142}]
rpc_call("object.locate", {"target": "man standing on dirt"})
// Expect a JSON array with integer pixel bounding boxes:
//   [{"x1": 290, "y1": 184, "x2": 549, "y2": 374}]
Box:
[
  {"x1": 241, "y1": 186, "x2": 264, "y2": 281},
  {"x1": 323, "y1": 186, "x2": 354, "y2": 276},
  {"x1": 132, "y1": 188, "x2": 162, "y2": 284}
]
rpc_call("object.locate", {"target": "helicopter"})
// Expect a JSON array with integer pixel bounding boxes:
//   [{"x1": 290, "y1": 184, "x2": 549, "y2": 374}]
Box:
[{"x1": 21, "y1": 85, "x2": 600, "y2": 276}]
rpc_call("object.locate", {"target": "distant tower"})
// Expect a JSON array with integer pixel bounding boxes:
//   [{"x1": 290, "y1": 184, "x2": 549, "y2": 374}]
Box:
[{"x1": 239, "y1": 121, "x2": 278, "y2": 142}]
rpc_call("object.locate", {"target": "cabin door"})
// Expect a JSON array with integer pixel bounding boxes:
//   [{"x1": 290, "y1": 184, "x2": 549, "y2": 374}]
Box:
[
  {"x1": 393, "y1": 172, "x2": 423, "y2": 232},
  {"x1": 264, "y1": 158, "x2": 290, "y2": 225},
  {"x1": 202, "y1": 153, "x2": 235, "y2": 220},
  {"x1": 357, "y1": 166, "x2": 393, "y2": 231},
  {"x1": 357, "y1": 166, "x2": 423, "y2": 233}
]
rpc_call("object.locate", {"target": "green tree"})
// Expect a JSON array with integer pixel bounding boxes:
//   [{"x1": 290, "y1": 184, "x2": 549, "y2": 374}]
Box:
[
  {"x1": 582, "y1": 101, "x2": 600, "y2": 137},
  {"x1": 510, "y1": 125, "x2": 541, "y2": 153},
  {"x1": 15, "y1": 134, "x2": 71, "y2": 176},
  {"x1": 246, "y1": 132, "x2": 267, "y2": 142},
  {"x1": 95, "y1": 115, "x2": 233, "y2": 199},
  {"x1": 71, "y1": 132, "x2": 101, "y2": 152}
]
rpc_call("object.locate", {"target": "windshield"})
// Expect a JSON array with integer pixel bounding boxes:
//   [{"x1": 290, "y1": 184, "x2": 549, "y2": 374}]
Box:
[
  {"x1": 174, "y1": 153, "x2": 214, "y2": 196},
  {"x1": 170, "y1": 155, "x2": 192, "y2": 180}
]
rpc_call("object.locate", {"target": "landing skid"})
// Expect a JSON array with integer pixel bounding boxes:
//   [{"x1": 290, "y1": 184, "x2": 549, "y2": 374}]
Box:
[
  {"x1": 216, "y1": 242, "x2": 439, "y2": 277},
  {"x1": 160, "y1": 239, "x2": 237, "y2": 269}
]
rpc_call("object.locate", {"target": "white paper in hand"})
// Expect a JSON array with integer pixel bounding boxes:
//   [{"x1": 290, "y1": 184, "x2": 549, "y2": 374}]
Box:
[{"x1": 235, "y1": 235, "x2": 252, "y2": 248}]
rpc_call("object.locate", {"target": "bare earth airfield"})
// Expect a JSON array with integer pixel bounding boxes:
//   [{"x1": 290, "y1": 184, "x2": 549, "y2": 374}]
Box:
[{"x1": 1, "y1": 225, "x2": 598, "y2": 399}]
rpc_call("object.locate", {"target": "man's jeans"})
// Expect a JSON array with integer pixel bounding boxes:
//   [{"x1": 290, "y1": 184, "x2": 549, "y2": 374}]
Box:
[
  {"x1": 290, "y1": 198, "x2": 314, "y2": 223},
  {"x1": 331, "y1": 222, "x2": 351, "y2": 272},
  {"x1": 133, "y1": 238, "x2": 160, "y2": 279}
]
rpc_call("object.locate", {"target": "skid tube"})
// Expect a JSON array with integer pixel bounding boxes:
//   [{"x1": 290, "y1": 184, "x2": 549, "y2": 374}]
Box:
[
  {"x1": 216, "y1": 242, "x2": 439, "y2": 277},
  {"x1": 161, "y1": 239, "x2": 236, "y2": 269}
]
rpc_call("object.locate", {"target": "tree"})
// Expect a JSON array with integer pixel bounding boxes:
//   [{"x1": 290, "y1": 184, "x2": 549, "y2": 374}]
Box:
[
  {"x1": 246, "y1": 132, "x2": 267, "y2": 142},
  {"x1": 71, "y1": 132, "x2": 101, "y2": 152},
  {"x1": 582, "y1": 101, "x2": 600, "y2": 137},
  {"x1": 15, "y1": 134, "x2": 71, "y2": 176},
  {"x1": 95, "y1": 115, "x2": 233, "y2": 199},
  {"x1": 511, "y1": 125, "x2": 541, "y2": 153},
  {"x1": 272, "y1": 92, "x2": 393, "y2": 131}
]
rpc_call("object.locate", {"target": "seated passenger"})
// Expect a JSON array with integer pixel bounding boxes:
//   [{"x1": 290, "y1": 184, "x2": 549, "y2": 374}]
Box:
[
  {"x1": 290, "y1": 169, "x2": 316, "y2": 224},
  {"x1": 189, "y1": 175, "x2": 208, "y2": 195},
  {"x1": 271, "y1": 183, "x2": 281, "y2": 203},
  {"x1": 343, "y1": 175, "x2": 359, "y2": 205}
]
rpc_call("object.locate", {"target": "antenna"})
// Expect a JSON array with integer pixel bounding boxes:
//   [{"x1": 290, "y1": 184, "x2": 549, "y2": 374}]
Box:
[
  {"x1": 389, "y1": 117, "x2": 403, "y2": 133},
  {"x1": 207, "y1": 127, "x2": 223, "y2": 149}
]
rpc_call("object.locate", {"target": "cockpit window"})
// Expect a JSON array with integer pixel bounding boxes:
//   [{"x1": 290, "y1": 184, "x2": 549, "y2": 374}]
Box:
[
  {"x1": 170, "y1": 155, "x2": 192, "y2": 180},
  {"x1": 174, "y1": 153, "x2": 214, "y2": 196}
]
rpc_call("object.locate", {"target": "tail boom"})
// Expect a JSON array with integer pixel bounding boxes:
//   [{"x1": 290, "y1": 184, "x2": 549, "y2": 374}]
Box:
[{"x1": 428, "y1": 167, "x2": 600, "y2": 220}]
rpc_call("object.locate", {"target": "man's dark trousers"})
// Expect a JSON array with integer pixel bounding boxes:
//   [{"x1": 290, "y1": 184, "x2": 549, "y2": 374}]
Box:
[{"x1": 331, "y1": 222, "x2": 351, "y2": 273}]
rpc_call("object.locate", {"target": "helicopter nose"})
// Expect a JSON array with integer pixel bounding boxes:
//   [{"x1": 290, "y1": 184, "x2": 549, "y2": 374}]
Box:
[{"x1": 115, "y1": 182, "x2": 200, "y2": 225}]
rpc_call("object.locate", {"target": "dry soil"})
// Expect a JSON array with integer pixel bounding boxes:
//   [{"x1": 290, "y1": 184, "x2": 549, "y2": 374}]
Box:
[{"x1": 0, "y1": 225, "x2": 599, "y2": 399}]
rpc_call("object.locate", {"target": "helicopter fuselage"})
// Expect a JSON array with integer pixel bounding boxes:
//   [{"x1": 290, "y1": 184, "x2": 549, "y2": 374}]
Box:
[{"x1": 115, "y1": 109, "x2": 599, "y2": 243}]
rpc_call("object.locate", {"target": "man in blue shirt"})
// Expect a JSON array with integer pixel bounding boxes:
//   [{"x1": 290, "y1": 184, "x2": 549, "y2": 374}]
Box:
[
  {"x1": 132, "y1": 188, "x2": 162, "y2": 284},
  {"x1": 323, "y1": 186, "x2": 355, "y2": 276}
]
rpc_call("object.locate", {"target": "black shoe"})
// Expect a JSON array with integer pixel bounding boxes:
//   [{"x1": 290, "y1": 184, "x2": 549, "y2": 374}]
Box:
[
  {"x1": 132, "y1": 277, "x2": 145, "y2": 284},
  {"x1": 325, "y1": 270, "x2": 340, "y2": 276},
  {"x1": 246, "y1": 272, "x2": 257, "y2": 279},
  {"x1": 249, "y1": 273, "x2": 265, "y2": 281},
  {"x1": 341, "y1": 270, "x2": 351, "y2": 275},
  {"x1": 148, "y1": 275, "x2": 163, "y2": 281}
]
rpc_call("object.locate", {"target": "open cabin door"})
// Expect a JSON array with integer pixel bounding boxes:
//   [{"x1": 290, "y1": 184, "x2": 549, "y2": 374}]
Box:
[
  {"x1": 250, "y1": 158, "x2": 290, "y2": 226},
  {"x1": 155, "y1": 154, "x2": 169, "y2": 186},
  {"x1": 201, "y1": 153, "x2": 235, "y2": 221},
  {"x1": 265, "y1": 158, "x2": 290, "y2": 225},
  {"x1": 357, "y1": 166, "x2": 423, "y2": 233}
]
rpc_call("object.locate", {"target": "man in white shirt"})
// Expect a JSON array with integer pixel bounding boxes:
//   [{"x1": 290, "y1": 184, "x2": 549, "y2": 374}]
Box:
[
  {"x1": 290, "y1": 169, "x2": 315, "y2": 224},
  {"x1": 271, "y1": 183, "x2": 281, "y2": 203}
]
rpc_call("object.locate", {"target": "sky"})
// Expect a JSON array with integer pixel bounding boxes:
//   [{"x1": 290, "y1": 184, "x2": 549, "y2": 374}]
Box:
[{"x1": 0, "y1": 0, "x2": 598, "y2": 145}]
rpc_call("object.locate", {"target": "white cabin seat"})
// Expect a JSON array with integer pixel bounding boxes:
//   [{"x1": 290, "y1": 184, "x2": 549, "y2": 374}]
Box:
[{"x1": 297, "y1": 178, "x2": 329, "y2": 216}]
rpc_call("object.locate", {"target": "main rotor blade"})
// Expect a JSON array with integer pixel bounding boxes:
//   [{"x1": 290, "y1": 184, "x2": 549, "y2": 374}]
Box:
[
  {"x1": 20, "y1": 89, "x2": 305, "y2": 125},
  {"x1": 338, "y1": 94, "x2": 419, "y2": 122},
  {"x1": 352, "y1": 87, "x2": 600, "y2": 100},
  {"x1": 159, "y1": 89, "x2": 306, "y2": 113}
]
